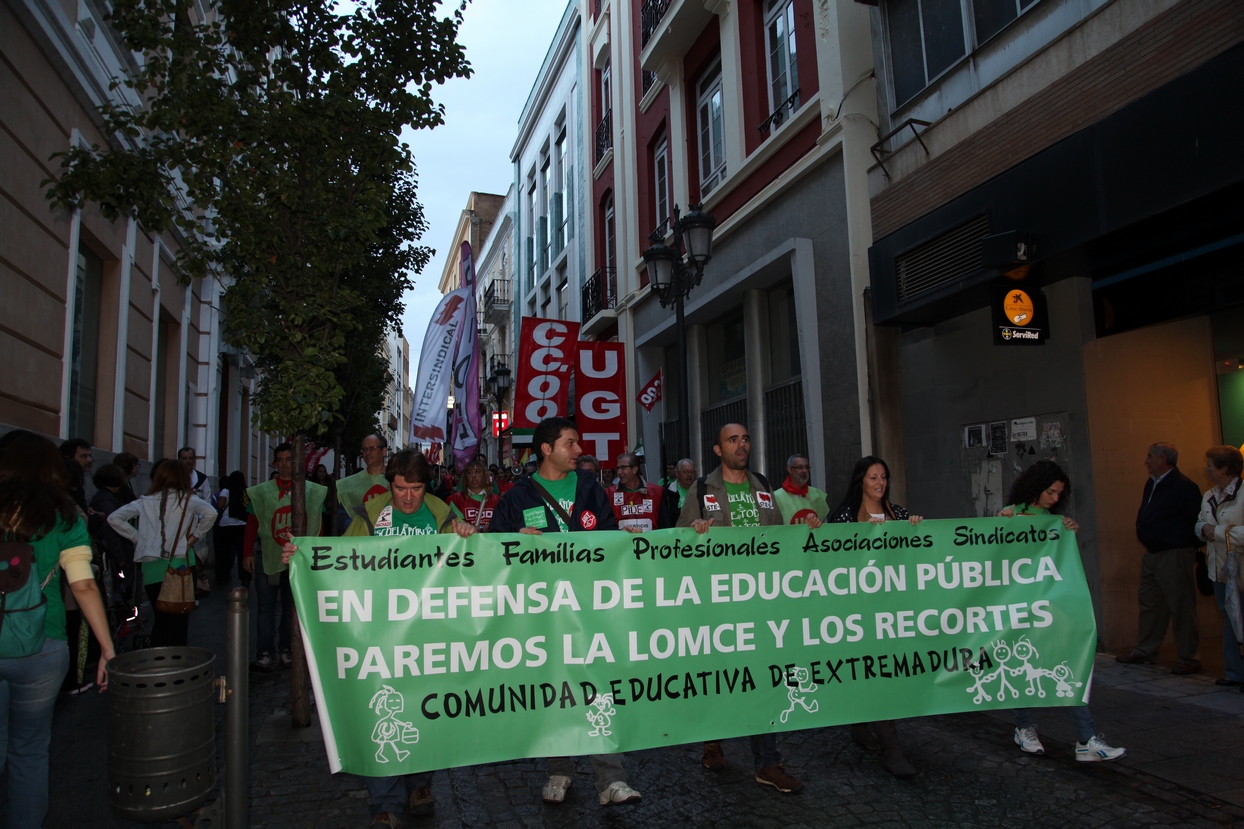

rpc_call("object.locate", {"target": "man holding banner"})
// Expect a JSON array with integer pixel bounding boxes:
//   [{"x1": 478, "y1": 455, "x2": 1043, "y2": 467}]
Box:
[
  {"x1": 678, "y1": 423, "x2": 804, "y2": 794},
  {"x1": 284, "y1": 449, "x2": 477, "y2": 825},
  {"x1": 489, "y1": 416, "x2": 643, "y2": 808}
]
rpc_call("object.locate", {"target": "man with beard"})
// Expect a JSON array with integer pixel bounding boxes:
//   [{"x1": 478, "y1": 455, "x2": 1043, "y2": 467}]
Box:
[{"x1": 678, "y1": 423, "x2": 804, "y2": 793}]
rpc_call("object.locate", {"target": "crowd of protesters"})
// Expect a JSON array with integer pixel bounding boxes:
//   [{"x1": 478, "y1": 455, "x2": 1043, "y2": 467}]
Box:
[{"x1": 12, "y1": 420, "x2": 1235, "y2": 829}]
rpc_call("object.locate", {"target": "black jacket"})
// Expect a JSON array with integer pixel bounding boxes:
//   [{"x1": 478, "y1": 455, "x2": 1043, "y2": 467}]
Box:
[
  {"x1": 1136, "y1": 467, "x2": 1201, "y2": 552},
  {"x1": 89, "y1": 487, "x2": 136, "y2": 566},
  {"x1": 489, "y1": 470, "x2": 618, "y2": 533}
]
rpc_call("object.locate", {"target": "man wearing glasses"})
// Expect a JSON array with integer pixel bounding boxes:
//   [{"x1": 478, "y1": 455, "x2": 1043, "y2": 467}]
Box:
[
  {"x1": 605, "y1": 452, "x2": 664, "y2": 533},
  {"x1": 336, "y1": 434, "x2": 389, "y2": 533},
  {"x1": 773, "y1": 453, "x2": 828, "y2": 527}
]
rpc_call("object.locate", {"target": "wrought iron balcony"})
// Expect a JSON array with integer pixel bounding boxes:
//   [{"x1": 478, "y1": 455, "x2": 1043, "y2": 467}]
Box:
[
  {"x1": 581, "y1": 266, "x2": 617, "y2": 325},
  {"x1": 594, "y1": 109, "x2": 612, "y2": 167},
  {"x1": 758, "y1": 89, "x2": 800, "y2": 135},
  {"x1": 483, "y1": 277, "x2": 512, "y2": 325},
  {"x1": 641, "y1": 69, "x2": 659, "y2": 98},
  {"x1": 640, "y1": 0, "x2": 672, "y2": 49}
]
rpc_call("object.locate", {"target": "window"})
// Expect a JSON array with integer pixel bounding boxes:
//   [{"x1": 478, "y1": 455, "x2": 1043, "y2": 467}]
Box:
[
  {"x1": 542, "y1": 158, "x2": 553, "y2": 267},
  {"x1": 696, "y1": 61, "x2": 726, "y2": 194},
  {"x1": 526, "y1": 181, "x2": 537, "y2": 288},
  {"x1": 887, "y1": 0, "x2": 1037, "y2": 106},
  {"x1": 558, "y1": 278, "x2": 569, "y2": 321},
  {"x1": 653, "y1": 137, "x2": 670, "y2": 232},
  {"x1": 68, "y1": 247, "x2": 102, "y2": 443},
  {"x1": 554, "y1": 132, "x2": 567, "y2": 252},
  {"x1": 764, "y1": 0, "x2": 799, "y2": 120},
  {"x1": 600, "y1": 60, "x2": 612, "y2": 118},
  {"x1": 603, "y1": 194, "x2": 616, "y2": 270}
]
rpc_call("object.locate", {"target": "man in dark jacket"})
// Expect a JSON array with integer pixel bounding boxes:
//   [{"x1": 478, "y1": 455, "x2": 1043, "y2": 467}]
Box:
[
  {"x1": 1117, "y1": 442, "x2": 1203, "y2": 673},
  {"x1": 678, "y1": 422, "x2": 804, "y2": 793},
  {"x1": 489, "y1": 416, "x2": 641, "y2": 808}
]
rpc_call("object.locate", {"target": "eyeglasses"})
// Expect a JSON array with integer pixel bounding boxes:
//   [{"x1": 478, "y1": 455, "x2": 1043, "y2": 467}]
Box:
[
  {"x1": 789, "y1": 465, "x2": 810, "y2": 471},
  {"x1": 618, "y1": 464, "x2": 638, "y2": 468}
]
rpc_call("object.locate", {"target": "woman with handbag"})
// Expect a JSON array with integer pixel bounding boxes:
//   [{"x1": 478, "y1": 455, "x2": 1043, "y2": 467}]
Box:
[
  {"x1": 0, "y1": 431, "x2": 116, "y2": 829},
  {"x1": 108, "y1": 459, "x2": 217, "y2": 647}
]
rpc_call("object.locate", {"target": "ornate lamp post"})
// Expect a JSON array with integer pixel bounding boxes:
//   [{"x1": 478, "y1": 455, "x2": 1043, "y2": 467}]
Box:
[{"x1": 641, "y1": 203, "x2": 716, "y2": 461}]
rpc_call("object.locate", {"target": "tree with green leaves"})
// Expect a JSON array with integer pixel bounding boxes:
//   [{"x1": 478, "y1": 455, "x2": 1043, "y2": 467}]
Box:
[{"x1": 48, "y1": 0, "x2": 471, "y2": 726}]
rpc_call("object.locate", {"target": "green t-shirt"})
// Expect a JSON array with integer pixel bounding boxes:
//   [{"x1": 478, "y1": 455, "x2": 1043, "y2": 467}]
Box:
[
  {"x1": 23, "y1": 516, "x2": 90, "y2": 641},
  {"x1": 725, "y1": 480, "x2": 760, "y2": 527},
  {"x1": 531, "y1": 473, "x2": 577, "y2": 531},
  {"x1": 676, "y1": 484, "x2": 689, "y2": 509},
  {"x1": 372, "y1": 503, "x2": 438, "y2": 536}
]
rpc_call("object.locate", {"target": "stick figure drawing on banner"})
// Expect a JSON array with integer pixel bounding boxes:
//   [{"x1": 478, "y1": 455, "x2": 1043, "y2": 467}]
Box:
[
  {"x1": 586, "y1": 693, "x2": 617, "y2": 736},
  {"x1": 370, "y1": 685, "x2": 419, "y2": 763},
  {"x1": 779, "y1": 666, "x2": 819, "y2": 723}
]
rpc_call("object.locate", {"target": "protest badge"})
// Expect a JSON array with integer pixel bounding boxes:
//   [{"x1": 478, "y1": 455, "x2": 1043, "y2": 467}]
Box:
[{"x1": 290, "y1": 518, "x2": 1096, "y2": 775}]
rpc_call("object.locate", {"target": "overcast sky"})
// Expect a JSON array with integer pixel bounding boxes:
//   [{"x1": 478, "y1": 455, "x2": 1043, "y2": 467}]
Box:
[{"x1": 398, "y1": 0, "x2": 570, "y2": 381}]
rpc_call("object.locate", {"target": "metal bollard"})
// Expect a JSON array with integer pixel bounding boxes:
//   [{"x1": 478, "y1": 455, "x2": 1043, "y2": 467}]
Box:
[{"x1": 225, "y1": 586, "x2": 249, "y2": 829}]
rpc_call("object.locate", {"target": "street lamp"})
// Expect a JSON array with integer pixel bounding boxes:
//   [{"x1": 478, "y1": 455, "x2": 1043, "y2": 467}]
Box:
[{"x1": 642, "y1": 203, "x2": 716, "y2": 463}]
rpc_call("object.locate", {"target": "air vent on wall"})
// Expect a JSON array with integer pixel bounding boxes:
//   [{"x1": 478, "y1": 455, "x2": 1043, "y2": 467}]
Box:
[{"x1": 895, "y1": 215, "x2": 990, "y2": 302}]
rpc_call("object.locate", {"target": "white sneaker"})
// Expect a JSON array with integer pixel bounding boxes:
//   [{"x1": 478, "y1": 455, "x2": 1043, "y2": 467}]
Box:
[
  {"x1": 1076, "y1": 735, "x2": 1126, "y2": 762},
  {"x1": 542, "y1": 774, "x2": 572, "y2": 804},
  {"x1": 598, "y1": 780, "x2": 642, "y2": 806},
  {"x1": 1013, "y1": 726, "x2": 1044, "y2": 754}
]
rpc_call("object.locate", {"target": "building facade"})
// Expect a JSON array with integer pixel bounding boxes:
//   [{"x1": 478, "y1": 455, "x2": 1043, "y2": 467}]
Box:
[
  {"x1": 3, "y1": 0, "x2": 272, "y2": 485},
  {"x1": 585, "y1": 0, "x2": 879, "y2": 489},
  {"x1": 475, "y1": 186, "x2": 516, "y2": 466},
  {"x1": 865, "y1": 0, "x2": 1244, "y2": 648}
]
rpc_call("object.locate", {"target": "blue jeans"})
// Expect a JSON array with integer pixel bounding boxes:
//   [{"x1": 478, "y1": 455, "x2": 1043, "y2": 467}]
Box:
[
  {"x1": 1214, "y1": 580, "x2": 1244, "y2": 681},
  {"x1": 364, "y1": 771, "x2": 433, "y2": 817},
  {"x1": 1013, "y1": 705, "x2": 1096, "y2": 744},
  {"x1": 0, "y1": 638, "x2": 70, "y2": 829},
  {"x1": 253, "y1": 553, "x2": 292, "y2": 656}
]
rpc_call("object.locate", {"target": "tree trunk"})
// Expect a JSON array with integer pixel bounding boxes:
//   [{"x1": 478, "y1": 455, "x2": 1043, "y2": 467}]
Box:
[{"x1": 290, "y1": 435, "x2": 312, "y2": 728}]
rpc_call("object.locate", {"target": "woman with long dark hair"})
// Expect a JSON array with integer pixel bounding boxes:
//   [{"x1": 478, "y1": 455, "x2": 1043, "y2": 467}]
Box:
[
  {"x1": 108, "y1": 459, "x2": 217, "y2": 647},
  {"x1": 0, "y1": 432, "x2": 116, "y2": 827},
  {"x1": 1001, "y1": 460, "x2": 1124, "y2": 762},
  {"x1": 827, "y1": 456, "x2": 921, "y2": 778}
]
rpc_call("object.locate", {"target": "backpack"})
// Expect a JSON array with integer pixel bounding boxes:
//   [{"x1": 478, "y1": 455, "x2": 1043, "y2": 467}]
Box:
[{"x1": 0, "y1": 540, "x2": 59, "y2": 659}]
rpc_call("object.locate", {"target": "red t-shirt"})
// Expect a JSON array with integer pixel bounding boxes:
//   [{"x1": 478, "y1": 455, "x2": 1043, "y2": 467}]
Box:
[{"x1": 605, "y1": 483, "x2": 664, "y2": 532}]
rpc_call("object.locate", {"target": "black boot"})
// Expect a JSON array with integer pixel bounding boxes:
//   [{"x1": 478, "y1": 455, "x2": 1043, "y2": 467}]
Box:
[{"x1": 873, "y1": 720, "x2": 916, "y2": 778}]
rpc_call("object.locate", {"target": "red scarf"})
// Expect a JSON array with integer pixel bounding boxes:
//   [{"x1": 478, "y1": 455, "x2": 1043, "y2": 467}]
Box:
[{"x1": 781, "y1": 476, "x2": 807, "y2": 497}]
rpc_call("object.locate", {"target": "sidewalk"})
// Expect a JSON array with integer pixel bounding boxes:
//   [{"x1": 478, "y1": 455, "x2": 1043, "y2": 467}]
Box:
[{"x1": 7, "y1": 585, "x2": 1244, "y2": 828}]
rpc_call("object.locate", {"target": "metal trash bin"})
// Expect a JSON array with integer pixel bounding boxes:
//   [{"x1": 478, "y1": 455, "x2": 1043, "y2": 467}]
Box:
[{"x1": 106, "y1": 647, "x2": 217, "y2": 822}]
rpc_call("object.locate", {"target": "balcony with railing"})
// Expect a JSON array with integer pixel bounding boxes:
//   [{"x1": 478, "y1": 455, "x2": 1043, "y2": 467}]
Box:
[
  {"x1": 581, "y1": 266, "x2": 617, "y2": 334},
  {"x1": 639, "y1": 0, "x2": 712, "y2": 73},
  {"x1": 594, "y1": 109, "x2": 612, "y2": 167},
  {"x1": 483, "y1": 277, "x2": 512, "y2": 326},
  {"x1": 640, "y1": 0, "x2": 672, "y2": 49}
]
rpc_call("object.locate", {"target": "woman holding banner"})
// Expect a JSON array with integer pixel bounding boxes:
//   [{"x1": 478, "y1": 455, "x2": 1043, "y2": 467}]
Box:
[
  {"x1": 828, "y1": 456, "x2": 921, "y2": 778},
  {"x1": 1000, "y1": 460, "x2": 1126, "y2": 762}
]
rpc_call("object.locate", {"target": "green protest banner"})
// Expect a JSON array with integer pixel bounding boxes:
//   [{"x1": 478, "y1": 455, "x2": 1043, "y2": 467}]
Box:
[{"x1": 289, "y1": 517, "x2": 1096, "y2": 775}]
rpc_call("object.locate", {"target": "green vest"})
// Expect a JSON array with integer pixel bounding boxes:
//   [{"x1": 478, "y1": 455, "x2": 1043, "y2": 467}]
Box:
[
  {"x1": 344, "y1": 491, "x2": 455, "y2": 537},
  {"x1": 336, "y1": 471, "x2": 389, "y2": 516},
  {"x1": 773, "y1": 486, "x2": 830, "y2": 524},
  {"x1": 247, "y1": 479, "x2": 327, "y2": 573}
]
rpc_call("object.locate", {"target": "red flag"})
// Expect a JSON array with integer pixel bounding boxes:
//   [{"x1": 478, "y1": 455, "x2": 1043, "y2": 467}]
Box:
[
  {"x1": 513, "y1": 317, "x2": 580, "y2": 429},
  {"x1": 575, "y1": 341, "x2": 627, "y2": 463},
  {"x1": 636, "y1": 369, "x2": 663, "y2": 412}
]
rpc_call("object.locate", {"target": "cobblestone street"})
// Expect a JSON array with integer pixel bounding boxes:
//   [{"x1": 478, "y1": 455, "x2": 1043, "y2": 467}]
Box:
[{"x1": 12, "y1": 588, "x2": 1244, "y2": 829}]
